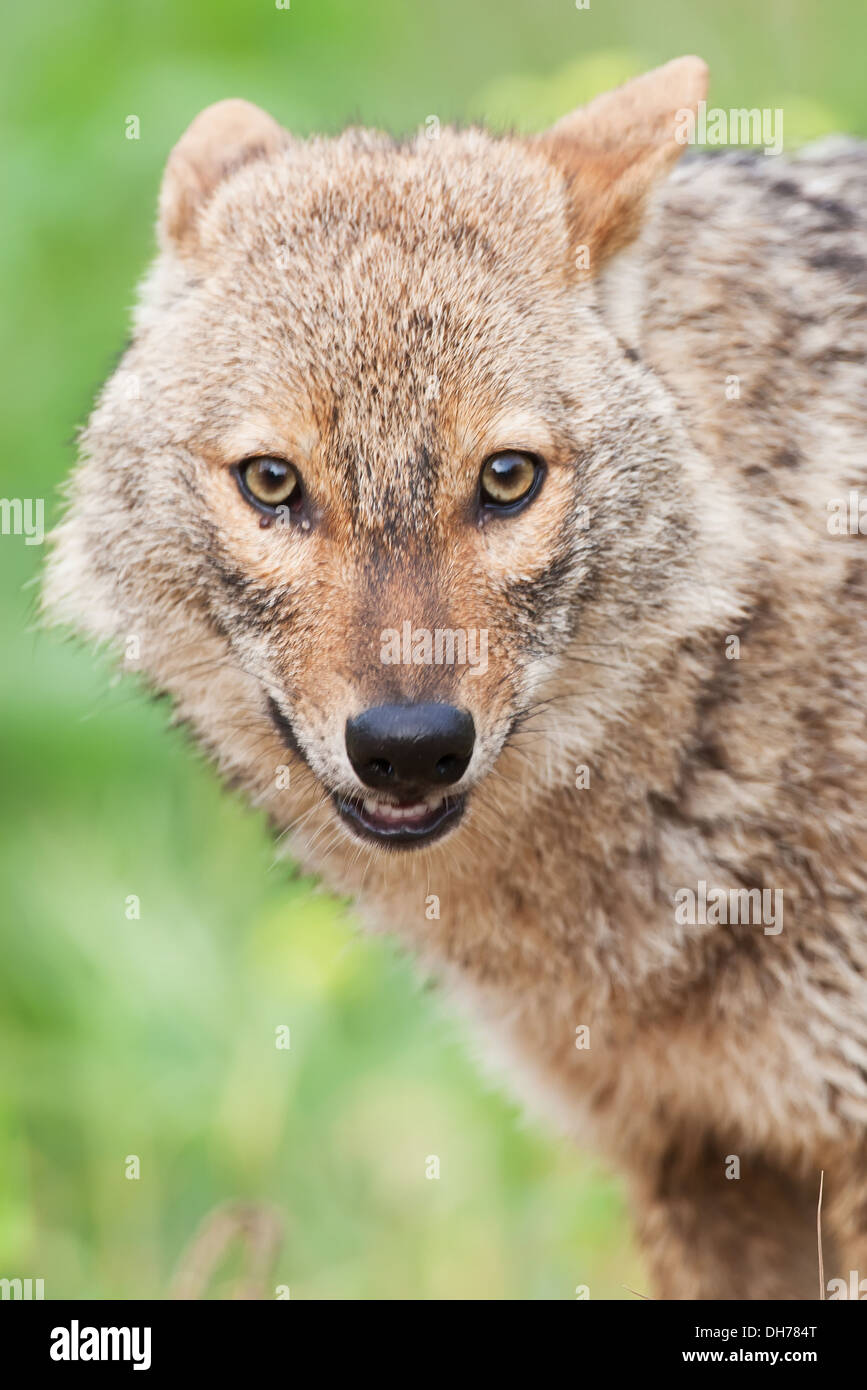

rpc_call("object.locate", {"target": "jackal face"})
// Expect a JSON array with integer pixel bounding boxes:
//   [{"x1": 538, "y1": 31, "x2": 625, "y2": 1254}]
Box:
[{"x1": 45, "y1": 60, "x2": 708, "y2": 859}]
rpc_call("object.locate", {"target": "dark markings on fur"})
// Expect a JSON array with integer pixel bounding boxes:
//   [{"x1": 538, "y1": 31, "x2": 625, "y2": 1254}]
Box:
[
  {"x1": 678, "y1": 602, "x2": 771, "y2": 775},
  {"x1": 200, "y1": 546, "x2": 295, "y2": 629},
  {"x1": 771, "y1": 446, "x2": 801, "y2": 469},
  {"x1": 267, "y1": 695, "x2": 307, "y2": 761},
  {"x1": 768, "y1": 176, "x2": 857, "y2": 231},
  {"x1": 807, "y1": 195, "x2": 856, "y2": 230},
  {"x1": 769, "y1": 178, "x2": 801, "y2": 200},
  {"x1": 808, "y1": 248, "x2": 866, "y2": 278},
  {"x1": 508, "y1": 492, "x2": 589, "y2": 639}
]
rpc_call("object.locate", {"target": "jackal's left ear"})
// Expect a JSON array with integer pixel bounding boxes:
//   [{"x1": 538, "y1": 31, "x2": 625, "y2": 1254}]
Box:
[{"x1": 534, "y1": 56, "x2": 708, "y2": 274}]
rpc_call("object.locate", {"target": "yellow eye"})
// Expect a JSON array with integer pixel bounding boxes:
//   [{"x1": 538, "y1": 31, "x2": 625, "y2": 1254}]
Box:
[
  {"x1": 479, "y1": 451, "x2": 541, "y2": 508},
  {"x1": 238, "y1": 456, "x2": 301, "y2": 509}
]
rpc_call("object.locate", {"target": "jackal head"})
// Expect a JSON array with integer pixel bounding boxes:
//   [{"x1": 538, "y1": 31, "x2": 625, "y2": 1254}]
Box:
[{"x1": 45, "y1": 59, "x2": 715, "y2": 867}]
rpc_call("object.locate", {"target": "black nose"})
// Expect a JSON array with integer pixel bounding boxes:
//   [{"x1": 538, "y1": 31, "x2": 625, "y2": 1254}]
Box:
[{"x1": 345, "y1": 703, "x2": 475, "y2": 793}]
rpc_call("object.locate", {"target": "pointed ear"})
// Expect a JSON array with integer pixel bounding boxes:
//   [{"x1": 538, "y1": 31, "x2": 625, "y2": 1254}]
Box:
[
  {"x1": 158, "y1": 99, "x2": 287, "y2": 251},
  {"x1": 534, "y1": 56, "x2": 708, "y2": 275}
]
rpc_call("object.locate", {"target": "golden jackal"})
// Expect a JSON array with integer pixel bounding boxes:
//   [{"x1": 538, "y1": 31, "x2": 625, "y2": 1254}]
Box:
[{"x1": 45, "y1": 59, "x2": 867, "y2": 1299}]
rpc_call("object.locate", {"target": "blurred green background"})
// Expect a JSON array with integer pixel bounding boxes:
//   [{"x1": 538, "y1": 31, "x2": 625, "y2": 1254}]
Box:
[{"x1": 1, "y1": 0, "x2": 864, "y2": 1300}]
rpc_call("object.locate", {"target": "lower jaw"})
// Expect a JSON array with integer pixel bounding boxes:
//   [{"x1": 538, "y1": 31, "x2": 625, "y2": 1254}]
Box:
[{"x1": 332, "y1": 791, "x2": 466, "y2": 849}]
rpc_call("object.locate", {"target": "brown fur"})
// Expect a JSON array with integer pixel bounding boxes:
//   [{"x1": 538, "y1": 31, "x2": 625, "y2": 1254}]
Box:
[{"x1": 44, "y1": 59, "x2": 867, "y2": 1298}]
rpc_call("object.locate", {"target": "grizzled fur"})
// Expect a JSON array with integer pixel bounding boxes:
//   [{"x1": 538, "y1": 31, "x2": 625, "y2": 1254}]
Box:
[{"x1": 44, "y1": 60, "x2": 867, "y2": 1298}]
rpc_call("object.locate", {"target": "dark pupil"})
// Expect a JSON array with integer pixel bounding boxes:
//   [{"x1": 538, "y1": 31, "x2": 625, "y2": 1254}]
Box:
[
  {"x1": 490, "y1": 454, "x2": 531, "y2": 495},
  {"x1": 257, "y1": 460, "x2": 287, "y2": 494}
]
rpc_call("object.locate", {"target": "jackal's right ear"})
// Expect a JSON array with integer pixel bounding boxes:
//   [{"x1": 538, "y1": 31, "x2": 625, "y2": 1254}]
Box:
[
  {"x1": 534, "y1": 56, "x2": 708, "y2": 275},
  {"x1": 158, "y1": 99, "x2": 287, "y2": 251}
]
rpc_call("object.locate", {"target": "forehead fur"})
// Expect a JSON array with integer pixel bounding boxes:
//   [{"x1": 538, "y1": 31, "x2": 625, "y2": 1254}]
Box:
[{"x1": 189, "y1": 125, "x2": 572, "y2": 292}]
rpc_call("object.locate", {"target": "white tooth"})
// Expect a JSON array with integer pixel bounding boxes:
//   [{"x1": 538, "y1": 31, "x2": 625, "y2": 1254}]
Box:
[{"x1": 358, "y1": 796, "x2": 446, "y2": 824}]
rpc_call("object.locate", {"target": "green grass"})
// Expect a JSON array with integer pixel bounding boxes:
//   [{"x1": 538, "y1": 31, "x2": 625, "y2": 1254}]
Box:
[{"x1": 1, "y1": 0, "x2": 865, "y2": 1299}]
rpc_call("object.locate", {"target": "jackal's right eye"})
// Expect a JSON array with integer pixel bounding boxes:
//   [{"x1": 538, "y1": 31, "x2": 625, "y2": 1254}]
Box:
[{"x1": 234, "y1": 456, "x2": 302, "y2": 512}]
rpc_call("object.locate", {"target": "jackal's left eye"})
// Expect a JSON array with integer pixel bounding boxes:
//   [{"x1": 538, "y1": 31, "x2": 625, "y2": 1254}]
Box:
[{"x1": 479, "y1": 451, "x2": 542, "y2": 510}]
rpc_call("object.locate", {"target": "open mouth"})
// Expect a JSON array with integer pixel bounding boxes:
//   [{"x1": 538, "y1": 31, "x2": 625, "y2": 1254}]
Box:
[
  {"x1": 333, "y1": 790, "x2": 466, "y2": 848},
  {"x1": 265, "y1": 697, "x2": 469, "y2": 849}
]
